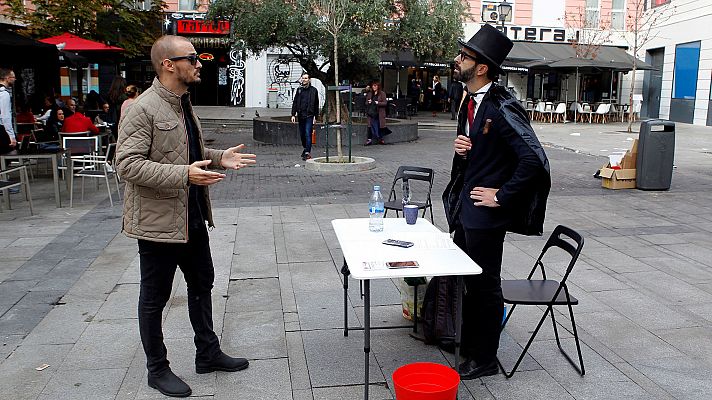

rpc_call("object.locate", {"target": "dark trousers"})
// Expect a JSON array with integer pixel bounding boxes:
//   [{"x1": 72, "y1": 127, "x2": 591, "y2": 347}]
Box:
[
  {"x1": 453, "y1": 225, "x2": 506, "y2": 364},
  {"x1": 451, "y1": 98, "x2": 461, "y2": 120},
  {"x1": 137, "y1": 226, "x2": 220, "y2": 376},
  {"x1": 298, "y1": 116, "x2": 314, "y2": 154}
]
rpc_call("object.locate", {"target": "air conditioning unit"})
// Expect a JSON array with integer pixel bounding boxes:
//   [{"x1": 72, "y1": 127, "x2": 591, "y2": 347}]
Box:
[{"x1": 482, "y1": 3, "x2": 500, "y2": 23}]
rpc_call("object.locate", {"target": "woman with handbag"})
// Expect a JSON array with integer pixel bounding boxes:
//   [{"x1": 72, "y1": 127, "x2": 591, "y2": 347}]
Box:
[{"x1": 365, "y1": 81, "x2": 387, "y2": 146}]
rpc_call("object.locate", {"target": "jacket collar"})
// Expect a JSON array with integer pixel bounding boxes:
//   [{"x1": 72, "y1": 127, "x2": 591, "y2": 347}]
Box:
[{"x1": 152, "y1": 77, "x2": 182, "y2": 108}]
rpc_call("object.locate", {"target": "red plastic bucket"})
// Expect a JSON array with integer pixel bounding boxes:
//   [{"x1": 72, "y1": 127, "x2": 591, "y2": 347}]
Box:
[{"x1": 392, "y1": 362, "x2": 460, "y2": 400}]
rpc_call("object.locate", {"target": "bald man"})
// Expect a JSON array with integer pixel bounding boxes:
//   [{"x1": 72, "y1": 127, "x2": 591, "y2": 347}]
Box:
[{"x1": 116, "y1": 35, "x2": 256, "y2": 398}]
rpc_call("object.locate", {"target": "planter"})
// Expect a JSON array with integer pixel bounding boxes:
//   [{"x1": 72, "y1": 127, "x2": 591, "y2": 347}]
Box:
[{"x1": 304, "y1": 156, "x2": 376, "y2": 172}]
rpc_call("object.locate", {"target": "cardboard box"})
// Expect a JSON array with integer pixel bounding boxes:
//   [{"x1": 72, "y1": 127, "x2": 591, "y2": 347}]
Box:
[
  {"x1": 599, "y1": 167, "x2": 637, "y2": 189},
  {"x1": 599, "y1": 139, "x2": 638, "y2": 189}
]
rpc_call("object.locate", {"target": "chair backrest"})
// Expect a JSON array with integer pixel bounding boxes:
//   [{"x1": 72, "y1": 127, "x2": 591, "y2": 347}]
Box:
[
  {"x1": 534, "y1": 102, "x2": 545, "y2": 112},
  {"x1": 544, "y1": 102, "x2": 554, "y2": 112},
  {"x1": 595, "y1": 103, "x2": 609, "y2": 114},
  {"x1": 530, "y1": 225, "x2": 584, "y2": 285},
  {"x1": 387, "y1": 165, "x2": 435, "y2": 203},
  {"x1": 609, "y1": 104, "x2": 618, "y2": 113},
  {"x1": 575, "y1": 103, "x2": 584, "y2": 113},
  {"x1": 582, "y1": 103, "x2": 591, "y2": 112},
  {"x1": 62, "y1": 136, "x2": 99, "y2": 157},
  {"x1": 554, "y1": 103, "x2": 566, "y2": 113}
]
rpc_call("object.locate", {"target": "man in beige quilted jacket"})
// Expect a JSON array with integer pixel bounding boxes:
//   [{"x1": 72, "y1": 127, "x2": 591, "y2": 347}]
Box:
[{"x1": 116, "y1": 35, "x2": 256, "y2": 398}]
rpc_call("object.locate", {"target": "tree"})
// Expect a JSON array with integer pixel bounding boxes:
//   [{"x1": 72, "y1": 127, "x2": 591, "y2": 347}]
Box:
[
  {"x1": 625, "y1": 0, "x2": 674, "y2": 132},
  {"x1": 1, "y1": 0, "x2": 166, "y2": 58},
  {"x1": 564, "y1": 5, "x2": 612, "y2": 60}
]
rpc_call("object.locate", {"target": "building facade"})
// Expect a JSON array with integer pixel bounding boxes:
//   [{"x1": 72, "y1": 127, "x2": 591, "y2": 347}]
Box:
[{"x1": 463, "y1": 0, "x2": 711, "y2": 126}]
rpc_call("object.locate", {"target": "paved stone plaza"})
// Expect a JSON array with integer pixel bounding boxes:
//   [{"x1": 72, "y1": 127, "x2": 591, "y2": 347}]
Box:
[{"x1": 1, "y1": 110, "x2": 712, "y2": 399}]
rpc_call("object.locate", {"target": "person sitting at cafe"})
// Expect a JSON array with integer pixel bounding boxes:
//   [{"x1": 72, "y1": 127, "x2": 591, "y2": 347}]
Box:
[
  {"x1": 44, "y1": 108, "x2": 64, "y2": 141},
  {"x1": 62, "y1": 101, "x2": 99, "y2": 134},
  {"x1": 95, "y1": 102, "x2": 118, "y2": 139},
  {"x1": 15, "y1": 103, "x2": 37, "y2": 141},
  {"x1": 36, "y1": 96, "x2": 57, "y2": 123}
]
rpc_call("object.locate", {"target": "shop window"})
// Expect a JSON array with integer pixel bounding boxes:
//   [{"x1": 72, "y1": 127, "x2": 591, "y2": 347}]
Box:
[
  {"x1": 179, "y1": 0, "x2": 196, "y2": 11},
  {"x1": 585, "y1": 0, "x2": 599, "y2": 28},
  {"x1": 672, "y1": 41, "x2": 700, "y2": 100},
  {"x1": 611, "y1": 0, "x2": 625, "y2": 30}
]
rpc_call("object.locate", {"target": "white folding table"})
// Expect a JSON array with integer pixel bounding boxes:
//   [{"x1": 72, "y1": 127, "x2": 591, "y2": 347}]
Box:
[{"x1": 331, "y1": 218, "x2": 482, "y2": 400}]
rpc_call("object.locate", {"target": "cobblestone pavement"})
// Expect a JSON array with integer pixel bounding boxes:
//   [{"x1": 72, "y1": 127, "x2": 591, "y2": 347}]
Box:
[{"x1": 1, "y1": 116, "x2": 712, "y2": 399}]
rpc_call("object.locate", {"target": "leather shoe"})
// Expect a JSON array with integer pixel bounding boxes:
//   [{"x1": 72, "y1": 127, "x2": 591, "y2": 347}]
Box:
[
  {"x1": 458, "y1": 358, "x2": 499, "y2": 380},
  {"x1": 147, "y1": 370, "x2": 192, "y2": 398},
  {"x1": 196, "y1": 352, "x2": 249, "y2": 374}
]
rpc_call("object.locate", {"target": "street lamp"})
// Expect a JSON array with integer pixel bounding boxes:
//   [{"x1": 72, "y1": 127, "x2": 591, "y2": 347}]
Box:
[{"x1": 498, "y1": 0, "x2": 512, "y2": 30}]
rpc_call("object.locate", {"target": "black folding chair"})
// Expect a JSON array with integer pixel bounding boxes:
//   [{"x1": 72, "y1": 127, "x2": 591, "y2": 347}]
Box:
[
  {"x1": 383, "y1": 166, "x2": 434, "y2": 223},
  {"x1": 497, "y1": 225, "x2": 585, "y2": 378}
]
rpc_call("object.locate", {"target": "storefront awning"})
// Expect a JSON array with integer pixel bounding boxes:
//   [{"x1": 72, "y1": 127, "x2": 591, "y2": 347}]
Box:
[
  {"x1": 507, "y1": 41, "x2": 653, "y2": 71},
  {"x1": 380, "y1": 50, "x2": 449, "y2": 68},
  {"x1": 40, "y1": 33, "x2": 124, "y2": 52}
]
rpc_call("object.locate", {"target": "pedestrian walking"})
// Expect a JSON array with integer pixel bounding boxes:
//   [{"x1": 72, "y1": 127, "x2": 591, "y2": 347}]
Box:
[
  {"x1": 290, "y1": 73, "x2": 319, "y2": 160},
  {"x1": 116, "y1": 35, "x2": 257, "y2": 398},
  {"x1": 0, "y1": 67, "x2": 17, "y2": 153},
  {"x1": 364, "y1": 80, "x2": 387, "y2": 145},
  {"x1": 442, "y1": 24, "x2": 551, "y2": 381}
]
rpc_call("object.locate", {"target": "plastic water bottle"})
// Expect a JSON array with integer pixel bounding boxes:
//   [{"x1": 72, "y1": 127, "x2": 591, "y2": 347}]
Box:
[
  {"x1": 401, "y1": 180, "x2": 411, "y2": 206},
  {"x1": 369, "y1": 185, "x2": 385, "y2": 232}
]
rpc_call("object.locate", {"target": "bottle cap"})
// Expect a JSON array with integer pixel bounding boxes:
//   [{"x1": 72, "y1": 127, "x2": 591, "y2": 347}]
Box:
[{"x1": 374, "y1": 185, "x2": 380, "y2": 191}]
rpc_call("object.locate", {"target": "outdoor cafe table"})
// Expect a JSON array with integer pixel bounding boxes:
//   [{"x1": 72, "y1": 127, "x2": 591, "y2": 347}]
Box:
[
  {"x1": 0, "y1": 149, "x2": 69, "y2": 208},
  {"x1": 331, "y1": 218, "x2": 482, "y2": 400}
]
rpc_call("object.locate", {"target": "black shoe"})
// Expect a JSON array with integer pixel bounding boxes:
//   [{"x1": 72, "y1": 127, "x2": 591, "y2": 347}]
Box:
[
  {"x1": 364, "y1": 139, "x2": 372, "y2": 146},
  {"x1": 458, "y1": 358, "x2": 499, "y2": 380},
  {"x1": 147, "y1": 370, "x2": 192, "y2": 398},
  {"x1": 196, "y1": 352, "x2": 249, "y2": 374}
]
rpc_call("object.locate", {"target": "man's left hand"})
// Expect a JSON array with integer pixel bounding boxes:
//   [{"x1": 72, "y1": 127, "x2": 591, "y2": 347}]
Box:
[
  {"x1": 470, "y1": 187, "x2": 500, "y2": 207},
  {"x1": 220, "y1": 144, "x2": 257, "y2": 170}
]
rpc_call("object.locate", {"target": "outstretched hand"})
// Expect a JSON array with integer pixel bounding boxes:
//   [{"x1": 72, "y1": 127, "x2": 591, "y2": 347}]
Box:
[
  {"x1": 189, "y1": 160, "x2": 225, "y2": 186},
  {"x1": 220, "y1": 144, "x2": 257, "y2": 170}
]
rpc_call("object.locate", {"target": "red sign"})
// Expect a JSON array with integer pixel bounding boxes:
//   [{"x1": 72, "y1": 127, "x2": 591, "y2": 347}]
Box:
[{"x1": 176, "y1": 20, "x2": 230, "y2": 35}]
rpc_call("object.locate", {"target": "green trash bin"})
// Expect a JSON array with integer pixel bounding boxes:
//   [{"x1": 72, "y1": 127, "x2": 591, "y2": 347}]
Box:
[{"x1": 636, "y1": 120, "x2": 675, "y2": 190}]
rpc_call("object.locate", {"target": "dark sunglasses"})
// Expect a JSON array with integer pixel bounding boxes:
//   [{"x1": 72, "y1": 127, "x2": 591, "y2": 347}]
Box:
[
  {"x1": 168, "y1": 54, "x2": 199, "y2": 65},
  {"x1": 458, "y1": 50, "x2": 477, "y2": 63}
]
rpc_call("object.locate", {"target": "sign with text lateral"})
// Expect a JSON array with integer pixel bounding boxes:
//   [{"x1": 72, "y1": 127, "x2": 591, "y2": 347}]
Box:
[{"x1": 177, "y1": 20, "x2": 230, "y2": 35}]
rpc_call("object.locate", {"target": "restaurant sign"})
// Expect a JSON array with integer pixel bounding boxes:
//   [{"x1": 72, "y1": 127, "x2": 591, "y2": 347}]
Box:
[{"x1": 177, "y1": 20, "x2": 230, "y2": 35}]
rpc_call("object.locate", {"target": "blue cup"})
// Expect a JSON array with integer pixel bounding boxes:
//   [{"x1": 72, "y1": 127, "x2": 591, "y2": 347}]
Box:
[{"x1": 404, "y1": 204, "x2": 419, "y2": 225}]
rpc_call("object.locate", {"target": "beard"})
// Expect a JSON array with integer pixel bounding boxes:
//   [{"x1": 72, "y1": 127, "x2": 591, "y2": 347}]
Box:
[{"x1": 454, "y1": 64, "x2": 476, "y2": 84}]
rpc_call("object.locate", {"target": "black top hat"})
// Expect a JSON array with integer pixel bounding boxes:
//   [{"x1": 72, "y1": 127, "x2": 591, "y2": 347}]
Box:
[{"x1": 457, "y1": 24, "x2": 513, "y2": 75}]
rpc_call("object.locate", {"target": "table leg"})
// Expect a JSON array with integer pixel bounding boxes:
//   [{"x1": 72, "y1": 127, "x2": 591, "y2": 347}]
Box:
[
  {"x1": 341, "y1": 259, "x2": 350, "y2": 337},
  {"x1": 1, "y1": 157, "x2": 8, "y2": 210},
  {"x1": 455, "y1": 276, "x2": 463, "y2": 372},
  {"x1": 52, "y1": 154, "x2": 61, "y2": 207},
  {"x1": 363, "y1": 279, "x2": 370, "y2": 400},
  {"x1": 412, "y1": 284, "x2": 418, "y2": 333}
]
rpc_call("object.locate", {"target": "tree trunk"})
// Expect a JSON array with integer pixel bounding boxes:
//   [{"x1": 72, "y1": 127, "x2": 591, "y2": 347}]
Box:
[{"x1": 627, "y1": 66, "x2": 637, "y2": 133}]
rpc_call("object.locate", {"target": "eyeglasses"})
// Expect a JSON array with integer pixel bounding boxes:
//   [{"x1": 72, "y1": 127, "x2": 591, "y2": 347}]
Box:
[
  {"x1": 168, "y1": 54, "x2": 199, "y2": 65},
  {"x1": 458, "y1": 50, "x2": 477, "y2": 63}
]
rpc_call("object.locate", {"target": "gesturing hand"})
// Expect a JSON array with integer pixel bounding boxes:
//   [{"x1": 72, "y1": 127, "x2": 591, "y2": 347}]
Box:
[
  {"x1": 189, "y1": 160, "x2": 225, "y2": 186},
  {"x1": 291, "y1": 116, "x2": 296, "y2": 123},
  {"x1": 220, "y1": 144, "x2": 257, "y2": 170}
]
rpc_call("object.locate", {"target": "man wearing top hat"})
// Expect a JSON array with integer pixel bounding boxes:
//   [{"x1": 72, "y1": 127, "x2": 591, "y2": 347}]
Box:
[{"x1": 442, "y1": 24, "x2": 551, "y2": 380}]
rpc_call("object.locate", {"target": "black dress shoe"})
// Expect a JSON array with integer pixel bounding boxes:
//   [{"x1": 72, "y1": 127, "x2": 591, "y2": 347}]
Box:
[
  {"x1": 458, "y1": 358, "x2": 499, "y2": 380},
  {"x1": 147, "y1": 370, "x2": 192, "y2": 398},
  {"x1": 196, "y1": 352, "x2": 249, "y2": 374}
]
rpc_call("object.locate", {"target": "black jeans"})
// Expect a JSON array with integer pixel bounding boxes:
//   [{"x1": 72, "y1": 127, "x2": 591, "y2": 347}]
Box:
[
  {"x1": 298, "y1": 116, "x2": 314, "y2": 154},
  {"x1": 454, "y1": 226, "x2": 506, "y2": 364},
  {"x1": 137, "y1": 226, "x2": 220, "y2": 376}
]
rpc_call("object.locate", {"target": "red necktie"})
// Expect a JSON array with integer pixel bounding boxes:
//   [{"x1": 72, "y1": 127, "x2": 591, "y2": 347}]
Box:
[{"x1": 467, "y1": 96, "x2": 476, "y2": 129}]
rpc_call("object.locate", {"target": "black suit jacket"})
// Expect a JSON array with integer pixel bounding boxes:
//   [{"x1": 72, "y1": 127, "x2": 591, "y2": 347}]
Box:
[{"x1": 443, "y1": 84, "x2": 550, "y2": 235}]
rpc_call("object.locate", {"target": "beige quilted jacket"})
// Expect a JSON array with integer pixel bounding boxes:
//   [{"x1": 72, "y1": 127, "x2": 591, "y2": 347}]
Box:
[{"x1": 116, "y1": 77, "x2": 224, "y2": 243}]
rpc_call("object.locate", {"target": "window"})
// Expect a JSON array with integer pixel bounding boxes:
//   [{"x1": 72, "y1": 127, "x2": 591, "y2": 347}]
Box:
[
  {"x1": 673, "y1": 41, "x2": 701, "y2": 100},
  {"x1": 179, "y1": 0, "x2": 196, "y2": 11},
  {"x1": 585, "y1": 0, "x2": 599, "y2": 28},
  {"x1": 653, "y1": 0, "x2": 670, "y2": 7},
  {"x1": 133, "y1": 0, "x2": 152, "y2": 10},
  {"x1": 611, "y1": 0, "x2": 625, "y2": 30}
]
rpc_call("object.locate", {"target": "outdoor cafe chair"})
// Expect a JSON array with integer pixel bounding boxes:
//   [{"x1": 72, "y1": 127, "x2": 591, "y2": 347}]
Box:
[
  {"x1": 543, "y1": 102, "x2": 555, "y2": 123},
  {"x1": 497, "y1": 225, "x2": 585, "y2": 378},
  {"x1": 383, "y1": 165, "x2": 434, "y2": 223},
  {"x1": 0, "y1": 165, "x2": 33, "y2": 215},
  {"x1": 593, "y1": 103, "x2": 610, "y2": 124},
  {"x1": 70, "y1": 143, "x2": 121, "y2": 208},
  {"x1": 59, "y1": 136, "x2": 100, "y2": 179},
  {"x1": 576, "y1": 103, "x2": 592, "y2": 123},
  {"x1": 553, "y1": 102, "x2": 567, "y2": 123},
  {"x1": 533, "y1": 101, "x2": 546, "y2": 122},
  {"x1": 608, "y1": 104, "x2": 619, "y2": 122}
]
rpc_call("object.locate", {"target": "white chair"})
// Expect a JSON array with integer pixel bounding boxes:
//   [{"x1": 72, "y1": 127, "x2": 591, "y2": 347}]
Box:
[
  {"x1": 70, "y1": 143, "x2": 121, "y2": 207},
  {"x1": 631, "y1": 101, "x2": 642, "y2": 122},
  {"x1": 576, "y1": 103, "x2": 592, "y2": 123},
  {"x1": 533, "y1": 101, "x2": 546, "y2": 122},
  {"x1": 60, "y1": 136, "x2": 100, "y2": 179},
  {"x1": 553, "y1": 102, "x2": 567, "y2": 123},
  {"x1": 593, "y1": 103, "x2": 610, "y2": 123},
  {"x1": 0, "y1": 166, "x2": 33, "y2": 215},
  {"x1": 543, "y1": 102, "x2": 555, "y2": 123},
  {"x1": 608, "y1": 104, "x2": 619, "y2": 122}
]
